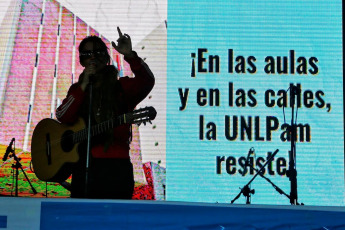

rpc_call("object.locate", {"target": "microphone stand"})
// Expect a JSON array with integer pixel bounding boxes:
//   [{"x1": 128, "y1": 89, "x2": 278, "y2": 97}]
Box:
[
  {"x1": 247, "y1": 159, "x2": 301, "y2": 205},
  {"x1": 84, "y1": 80, "x2": 94, "y2": 198},
  {"x1": 7, "y1": 141, "x2": 37, "y2": 196},
  {"x1": 231, "y1": 149, "x2": 279, "y2": 204},
  {"x1": 286, "y1": 84, "x2": 298, "y2": 205}
]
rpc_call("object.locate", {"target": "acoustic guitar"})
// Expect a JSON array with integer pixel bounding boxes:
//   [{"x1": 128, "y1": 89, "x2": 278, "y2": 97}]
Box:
[{"x1": 31, "y1": 106, "x2": 156, "y2": 182}]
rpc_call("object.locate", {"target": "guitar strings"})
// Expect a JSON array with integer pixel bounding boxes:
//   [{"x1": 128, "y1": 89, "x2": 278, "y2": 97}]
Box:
[{"x1": 33, "y1": 111, "x2": 151, "y2": 152}]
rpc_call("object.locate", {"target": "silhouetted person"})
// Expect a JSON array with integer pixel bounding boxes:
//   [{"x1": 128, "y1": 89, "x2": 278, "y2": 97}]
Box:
[{"x1": 56, "y1": 27, "x2": 155, "y2": 199}]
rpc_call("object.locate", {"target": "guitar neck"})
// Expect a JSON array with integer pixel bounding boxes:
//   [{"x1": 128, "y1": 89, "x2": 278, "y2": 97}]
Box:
[{"x1": 73, "y1": 113, "x2": 132, "y2": 144}]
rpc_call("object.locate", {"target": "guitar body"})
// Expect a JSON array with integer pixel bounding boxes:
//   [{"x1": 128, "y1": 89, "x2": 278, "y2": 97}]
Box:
[
  {"x1": 31, "y1": 106, "x2": 156, "y2": 182},
  {"x1": 31, "y1": 118, "x2": 84, "y2": 182}
]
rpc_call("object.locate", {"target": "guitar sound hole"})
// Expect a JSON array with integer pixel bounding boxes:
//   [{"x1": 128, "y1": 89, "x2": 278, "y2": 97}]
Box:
[{"x1": 61, "y1": 130, "x2": 74, "y2": 152}]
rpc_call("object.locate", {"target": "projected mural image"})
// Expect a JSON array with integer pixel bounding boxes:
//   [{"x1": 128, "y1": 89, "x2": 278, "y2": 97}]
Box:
[{"x1": 0, "y1": 0, "x2": 166, "y2": 199}]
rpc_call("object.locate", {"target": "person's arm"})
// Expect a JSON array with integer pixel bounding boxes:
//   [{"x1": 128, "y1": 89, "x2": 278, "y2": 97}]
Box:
[
  {"x1": 112, "y1": 27, "x2": 155, "y2": 106},
  {"x1": 56, "y1": 83, "x2": 86, "y2": 124},
  {"x1": 122, "y1": 52, "x2": 155, "y2": 106}
]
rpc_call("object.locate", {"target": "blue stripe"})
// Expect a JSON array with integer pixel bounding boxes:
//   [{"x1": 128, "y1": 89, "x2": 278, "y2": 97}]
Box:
[
  {"x1": 0, "y1": 216, "x2": 7, "y2": 228},
  {"x1": 40, "y1": 13, "x2": 44, "y2": 24},
  {"x1": 27, "y1": 104, "x2": 32, "y2": 122},
  {"x1": 40, "y1": 201, "x2": 345, "y2": 230}
]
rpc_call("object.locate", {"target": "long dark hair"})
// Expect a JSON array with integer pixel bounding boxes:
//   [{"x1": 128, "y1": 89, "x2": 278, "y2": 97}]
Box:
[
  {"x1": 78, "y1": 35, "x2": 111, "y2": 65},
  {"x1": 78, "y1": 36, "x2": 124, "y2": 121}
]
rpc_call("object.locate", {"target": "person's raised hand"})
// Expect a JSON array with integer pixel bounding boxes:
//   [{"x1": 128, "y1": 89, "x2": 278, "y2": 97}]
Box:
[{"x1": 111, "y1": 27, "x2": 134, "y2": 57}]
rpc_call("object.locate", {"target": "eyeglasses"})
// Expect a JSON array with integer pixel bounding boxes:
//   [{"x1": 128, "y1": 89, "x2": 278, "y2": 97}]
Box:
[{"x1": 79, "y1": 50, "x2": 107, "y2": 57}]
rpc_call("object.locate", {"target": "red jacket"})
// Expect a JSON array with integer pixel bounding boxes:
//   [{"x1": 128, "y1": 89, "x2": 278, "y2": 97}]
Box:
[{"x1": 56, "y1": 53, "x2": 154, "y2": 158}]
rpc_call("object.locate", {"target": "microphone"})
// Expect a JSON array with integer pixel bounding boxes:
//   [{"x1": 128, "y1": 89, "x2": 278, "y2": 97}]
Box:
[
  {"x1": 290, "y1": 84, "x2": 301, "y2": 95},
  {"x1": 242, "y1": 147, "x2": 254, "y2": 176},
  {"x1": 3, "y1": 138, "x2": 15, "y2": 161}
]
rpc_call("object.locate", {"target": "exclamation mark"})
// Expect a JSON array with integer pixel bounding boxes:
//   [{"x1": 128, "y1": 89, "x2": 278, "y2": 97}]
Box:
[{"x1": 191, "y1": 53, "x2": 196, "y2": 77}]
